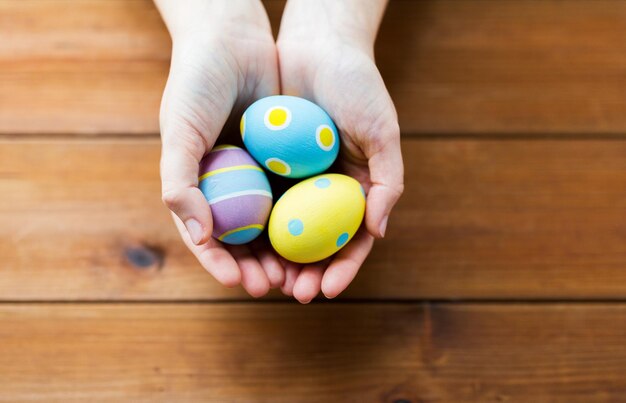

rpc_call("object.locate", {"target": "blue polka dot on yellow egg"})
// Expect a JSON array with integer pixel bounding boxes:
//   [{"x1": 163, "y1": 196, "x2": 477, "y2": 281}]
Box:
[
  {"x1": 314, "y1": 177, "x2": 331, "y2": 188},
  {"x1": 336, "y1": 233, "x2": 349, "y2": 247},
  {"x1": 288, "y1": 219, "x2": 304, "y2": 236}
]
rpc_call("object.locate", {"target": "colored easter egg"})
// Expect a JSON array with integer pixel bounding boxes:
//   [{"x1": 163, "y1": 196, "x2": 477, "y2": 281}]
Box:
[
  {"x1": 241, "y1": 95, "x2": 340, "y2": 178},
  {"x1": 268, "y1": 174, "x2": 365, "y2": 263},
  {"x1": 198, "y1": 145, "x2": 273, "y2": 245}
]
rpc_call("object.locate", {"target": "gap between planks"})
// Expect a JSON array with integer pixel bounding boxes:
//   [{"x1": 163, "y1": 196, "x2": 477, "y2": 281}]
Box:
[
  {"x1": 3, "y1": 132, "x2": 626, "y2": 141},
  {"x1": 4, "y1": 299, "x2": 626, "y2": 305}
]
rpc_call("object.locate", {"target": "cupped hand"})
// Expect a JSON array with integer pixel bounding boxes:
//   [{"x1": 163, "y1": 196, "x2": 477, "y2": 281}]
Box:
[
  {"x1": 157, "y1": 2, "x2": 284, "y2": 297},
  {"x1": 277, "y1": 35, "x2": 405, "y2": 303}
]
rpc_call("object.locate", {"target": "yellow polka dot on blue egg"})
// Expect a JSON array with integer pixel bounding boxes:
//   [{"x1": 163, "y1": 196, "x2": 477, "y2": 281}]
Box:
[
  {"x1": 241, "y1": 96, "x2": 339, "y2": 178},
  {"x1": 268, "y1": 174, "x2": 366, "y2": 263}
]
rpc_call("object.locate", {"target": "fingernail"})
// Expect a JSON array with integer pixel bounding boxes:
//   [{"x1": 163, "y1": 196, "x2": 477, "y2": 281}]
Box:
[
  {"x1": 185, "y1": 218, "x2": 203, "y2": 245},
  {"x1": 379, "y1": 215, "x2": 389, "y2": 237}
]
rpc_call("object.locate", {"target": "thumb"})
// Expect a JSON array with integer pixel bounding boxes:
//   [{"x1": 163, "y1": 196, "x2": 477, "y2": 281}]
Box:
[
  {"x1": 364, "y1": 121, "x2": 404, "y2": 238},
  {"x1": 160, "y1": 135, "x2": 213, "y2": 245}
]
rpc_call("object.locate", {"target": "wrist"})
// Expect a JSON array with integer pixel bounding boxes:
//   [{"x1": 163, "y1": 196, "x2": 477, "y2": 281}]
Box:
[
  {"x1": 155, "y1": 0, "x2": 273, "y2": 45},
  {"x1": 277, "y1": 0, "x2": 387, "y2": 55}
]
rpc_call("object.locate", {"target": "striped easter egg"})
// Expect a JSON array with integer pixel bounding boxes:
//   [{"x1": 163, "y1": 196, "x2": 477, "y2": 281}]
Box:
[{"x1": 198, "y1": 145, "x2": 273, "y2": 245}]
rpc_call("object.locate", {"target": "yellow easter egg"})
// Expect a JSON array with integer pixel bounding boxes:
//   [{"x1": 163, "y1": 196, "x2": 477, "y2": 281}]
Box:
[{"x1": 268, "y1": 174, "x2": 366, "y2": 263}]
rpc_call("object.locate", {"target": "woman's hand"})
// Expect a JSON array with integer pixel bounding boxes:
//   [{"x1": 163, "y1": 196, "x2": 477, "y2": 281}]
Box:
[
  {"x1": 277, "y1": 0, "x2": 404, "y2": 303},
  {"x1": 155, "y1": 0, "x2": 284, "y2": 297}
]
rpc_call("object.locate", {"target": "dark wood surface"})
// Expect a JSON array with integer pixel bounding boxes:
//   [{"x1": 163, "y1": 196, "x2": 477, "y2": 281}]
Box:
[
  {"x1": 1, "y1": 0, "x2": 625, "y2": 401},
  {"x1": 2, "y1": 303, "x2": 626, "y2": 402}
]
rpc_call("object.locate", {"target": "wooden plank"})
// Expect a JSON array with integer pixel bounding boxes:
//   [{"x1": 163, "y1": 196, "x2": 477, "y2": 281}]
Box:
[
  {"x1": 0, "y1": 0, "x2": 168, "y2": 135},
  {"x1": 1, "y1": 1, "x2": 626, "y2": 135},
  {"x1": 1, "y1": 303, "x2": 625, "y2": 401},
  {"x1": 2, "y1": 138, "x2": 626, "y2": 300},
  {"x1": 378, "y1": 0, "x2": 626, "y2": 134}
]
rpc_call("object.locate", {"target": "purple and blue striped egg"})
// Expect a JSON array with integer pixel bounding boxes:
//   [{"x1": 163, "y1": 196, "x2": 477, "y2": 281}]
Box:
[{"x1": 198, "y1": 145, "x2": 273, "y2": 245}]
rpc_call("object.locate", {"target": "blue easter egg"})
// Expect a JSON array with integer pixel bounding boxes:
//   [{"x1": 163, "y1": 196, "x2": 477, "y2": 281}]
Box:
[{"x1": 241, "y1": 95, "x2": 340, "y2": 178}]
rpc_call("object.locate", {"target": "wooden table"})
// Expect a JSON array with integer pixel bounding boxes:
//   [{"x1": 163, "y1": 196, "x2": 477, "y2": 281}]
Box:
[{"x1": 1, "y1": 1, "x2": 626, "y2": 401}]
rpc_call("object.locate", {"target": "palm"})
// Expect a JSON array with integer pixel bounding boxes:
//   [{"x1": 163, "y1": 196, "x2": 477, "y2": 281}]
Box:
[
  {"x1": 160, "y1": 31, "x2": 285, "y2": 297},
  {"x1": 162, "y1": 34, "x2": 278, "y2": 147}
]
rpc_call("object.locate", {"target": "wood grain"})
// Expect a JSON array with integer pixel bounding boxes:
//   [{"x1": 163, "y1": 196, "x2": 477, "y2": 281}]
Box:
[
  {"x1": 1, "y1": 303, "x2": 625, "y2": 402},
  {"x1": 0, "y1": 0, "x2": 168, "y2": 135},
  {"x1": 378, "y1": 0, "x2": 626, "y2": 134},
  {"x1": 1, "y1": 0, "x2": 626, "y2": 135},
  {"x1": 2, "y1": 138, "x2": 626, "y2": 300}
]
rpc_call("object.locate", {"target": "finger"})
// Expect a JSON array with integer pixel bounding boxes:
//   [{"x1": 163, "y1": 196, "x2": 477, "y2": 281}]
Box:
[
  {"x1": 173, "y1": 214, "x2": 241, "y2": 287},
  {"x1": 280, "y1": 258, "x2": 301, "y2": 296},
  {"x1": 365, "y1": 123, "x2": 404, "y2": 238},
  {"x1": 228, "y1": 244, "x2": 271, "y2": 298},
  {"x1": 321, "y1": 229, "x2": 374, "y2": 299},
  {"x1": 161, "y1": 136, "x2": 213, "y2": 245},
  {"x1": 251, "y1": 240, "x2": 285, "y2": 289},
  {"x1": 292, "y1": 260, "x2": 328, "y2": 304}
]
